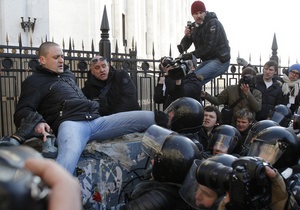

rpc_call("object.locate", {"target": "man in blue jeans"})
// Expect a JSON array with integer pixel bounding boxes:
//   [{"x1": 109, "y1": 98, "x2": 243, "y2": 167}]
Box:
[
  {"x1": 180, "y1": 1, "x2": 230, "y2": 84},
  {"x1": 13, "y1": 41, "x2": 155, "y2": 174}
]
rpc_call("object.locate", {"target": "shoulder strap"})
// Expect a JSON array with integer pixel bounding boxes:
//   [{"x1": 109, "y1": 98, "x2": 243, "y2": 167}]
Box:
[
  {"x1": 100, "y1": 81, "x2": 112, "y2": 96},
  {"x1": 229, "y1": 89, "x2": 244, "y2": 109}
]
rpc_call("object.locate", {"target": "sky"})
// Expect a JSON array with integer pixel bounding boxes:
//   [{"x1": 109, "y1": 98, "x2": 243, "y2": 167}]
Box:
[{"x1": 201, "y1": 0, "x2": 299, "y2": 67}]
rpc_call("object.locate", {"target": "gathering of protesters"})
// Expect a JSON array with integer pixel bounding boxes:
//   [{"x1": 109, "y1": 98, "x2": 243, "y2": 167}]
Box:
[{"x1": 1, "y1": 1, "x2": 300, "y2": 210}]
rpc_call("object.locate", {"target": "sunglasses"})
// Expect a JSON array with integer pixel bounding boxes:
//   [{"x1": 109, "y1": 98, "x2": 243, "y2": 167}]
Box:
[{"x1": 91, "y1": 56, "x2": 107, "y2": 63}]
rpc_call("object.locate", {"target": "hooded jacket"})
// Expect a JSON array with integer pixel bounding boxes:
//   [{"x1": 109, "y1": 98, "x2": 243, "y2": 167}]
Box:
[
  {"x1": 14, "y1": 65, "x2": 100, "y2": 134},
  {"x1": 180, "y1": 11, "x2": 230, "y2": 63}
]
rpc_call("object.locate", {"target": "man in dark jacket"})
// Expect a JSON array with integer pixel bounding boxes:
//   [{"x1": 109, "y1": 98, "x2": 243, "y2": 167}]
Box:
[
  {"x1": 255, "y1": 60, "x2": 283, "y2": 121},
  {"x1": 82, "y1": 56, "x2": 140, "y2": 116},
  {"x1": 180, "y1": 1, "x2": 230, "y2": 85},
  {"x1": 13, "y1": 42, "x2": 155, "y2": 174},
  {"x1": 154, "y1": 55, "x2": 202, "y2": 110}
]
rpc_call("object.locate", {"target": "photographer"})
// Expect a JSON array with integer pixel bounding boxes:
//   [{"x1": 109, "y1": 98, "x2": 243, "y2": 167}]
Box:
[
  {"x1": 201, "y1": 67, "x2": 262, "y2": 126},
  {"x1": 181, "y1": 154, "x2": 288, "y2": 210},
  {"x1": 0, "y1": 145, "x2": 82, "y2": 210},
  {"x1": 180, "y1": 1, "x2": 231, "y2": 85},
  {"x1": 154, "y1": 54, "x2": 202, "y2": 110},
  {"x1": 218, "y1": 165, "x2": 288, "y2": 210},
  {"x1": 247, "y1": 126, "x2": 300, "y2": 209}
]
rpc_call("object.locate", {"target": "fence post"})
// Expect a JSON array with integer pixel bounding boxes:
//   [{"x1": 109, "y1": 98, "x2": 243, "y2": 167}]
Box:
[
  {"x1": 99, "y1": 6, "x2": 111, "y2": 63},
  {"x1": 270, "y1": 33, "x2": 278, "y2": 64}
]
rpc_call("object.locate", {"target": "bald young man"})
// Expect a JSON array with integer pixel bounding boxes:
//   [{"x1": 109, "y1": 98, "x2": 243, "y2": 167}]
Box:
[{"x1": 13, "y1": 42, "x2": 155, "y2": 174}]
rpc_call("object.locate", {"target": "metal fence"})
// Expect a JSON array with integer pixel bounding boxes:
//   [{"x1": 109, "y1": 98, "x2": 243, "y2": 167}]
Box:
[{"x1": 0, "y1": 8, "x2": 286, "y2": 137}]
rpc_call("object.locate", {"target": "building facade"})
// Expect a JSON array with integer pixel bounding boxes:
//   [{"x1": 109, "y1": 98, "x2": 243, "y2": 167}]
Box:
[{"x1": 0, "y1": 0, "x2": 194, "y2": 59}]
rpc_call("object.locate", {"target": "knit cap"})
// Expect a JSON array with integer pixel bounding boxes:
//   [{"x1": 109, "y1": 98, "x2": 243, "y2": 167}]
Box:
[
  {"x1": 191, "y1": 1, "x2": 206, "y2": 15},
  {"x1": 288, "y1": 63, "x2": 300, "y2": 73}
]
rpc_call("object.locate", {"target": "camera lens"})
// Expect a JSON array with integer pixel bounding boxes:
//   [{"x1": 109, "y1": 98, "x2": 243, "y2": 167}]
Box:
[{"x1": 196, "y1": 160, "x2": 232, "y2": 192}]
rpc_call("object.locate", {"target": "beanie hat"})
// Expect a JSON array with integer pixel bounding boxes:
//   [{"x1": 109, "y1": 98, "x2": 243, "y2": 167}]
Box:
[
  {"x1": 288, "y1": 63, "x2": 300, "y2": 73},
  {"x1": 191, "y1": 1, "x2": 206, "y2": 15}
]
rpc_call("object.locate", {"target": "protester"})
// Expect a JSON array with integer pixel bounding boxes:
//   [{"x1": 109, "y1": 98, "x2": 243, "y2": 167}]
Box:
[
  {"x1": 197, "y1": 105, "x2": 221, "y2": 151},
  {"x1": 12, "y1": 41, "x2": 155, "y2": 174},
  {"x1": 255, "y1": 60, "x2": 283, "y2": 121},
  {"x1": 234, "y1": 108, "x2": 254, "y2": 146},
  {"x1": 281, "y1": 63, "x2": 300, "y2": 114},
  {"x1": 180, "y1": 0, "x2": 231, "y2": 84},
  {"x1": 82, "y1": 55, "x2": 140, "y2": 116}
]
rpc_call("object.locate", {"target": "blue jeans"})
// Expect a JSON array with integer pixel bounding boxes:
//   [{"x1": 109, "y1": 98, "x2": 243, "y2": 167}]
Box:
[
  {"x1": 56, "y1": 110, "x2": 155, "y2": 173},
  {"x1": 194, "y1": 59, "x2": 230, "y2": 85}
]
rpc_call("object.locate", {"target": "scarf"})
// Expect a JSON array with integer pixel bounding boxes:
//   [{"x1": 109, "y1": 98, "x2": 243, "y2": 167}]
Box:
[{"x1": 282, "y1": 74, "x2": 300, "y2": 96}]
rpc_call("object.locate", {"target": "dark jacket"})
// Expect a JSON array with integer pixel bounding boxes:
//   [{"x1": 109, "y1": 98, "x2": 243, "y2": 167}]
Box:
[
  {"x1": 180, "y1": 11, "x2": 230, "y2": 63},
  {"x1": 255, "y1": 75, "x2": 283, "y2": 121},
  {"x1": 82, "y1": 67, "x2": 140, "y2": 116},
  {"x1": 154, "y1": 72, "x2": 202, "y2": 110},
  {"x1": 120, "y1": 180, "x2": 192, "y2": 210},
  {"x1": 14, "y1": 65, "x2": 100, "y2": 134},
  {"x1": 205, "y1": 85, "x2": 262, "y2": 125}
]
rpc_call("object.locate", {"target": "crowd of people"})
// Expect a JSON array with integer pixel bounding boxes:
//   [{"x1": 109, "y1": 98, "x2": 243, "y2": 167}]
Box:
[{"x1": 1, "y1": 0, "x2": 300, "y2": 210}]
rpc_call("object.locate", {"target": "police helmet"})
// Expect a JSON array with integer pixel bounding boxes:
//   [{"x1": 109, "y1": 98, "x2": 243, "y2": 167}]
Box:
[
  {"x1": 207, "y1": 125, "x2": 242, "y2": 155},
  {"x1": 244, "y1": 120, "x2": 279, "y2": 148},
  {"x1": 248, "y1": 126, "x2": 300, "y2": 169},
  {"x1": 142, "y1": 125, "x2": 202, "y2": 184},
  {"x1": 164, "y1": 97, "x2": 204, "y2": 133},
  {"x1": 268, "y1": 104, "x2": 292, "y2": 127}
]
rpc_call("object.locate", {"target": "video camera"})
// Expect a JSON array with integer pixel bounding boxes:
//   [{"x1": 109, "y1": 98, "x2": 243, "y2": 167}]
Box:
[
  {"x1": 161, "y1": 53, "x2": 194, "y2": 80},
  {"x1": 196, "y1": 156, "x2": 271, "y2": 210},
  {"x1": 0, "y1": 145, "x2": 49, "y2": 210}
]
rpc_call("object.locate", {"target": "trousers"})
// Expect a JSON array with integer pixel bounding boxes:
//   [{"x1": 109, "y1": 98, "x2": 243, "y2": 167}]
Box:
[
  {"x1": 194, "y1": 59, "x2": 230, "y2": 85},
  {"x1": 56, "y1": 110, "x2": 155, "y2": 173}
]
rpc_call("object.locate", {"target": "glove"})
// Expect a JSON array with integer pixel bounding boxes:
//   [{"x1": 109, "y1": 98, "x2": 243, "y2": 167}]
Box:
[
  {"x1": 11, "y1": 112, "x2": 43, "y2": 144},
  {"x1": 98, "y1": 95, "x2": 109, "y2": 116},
  {"x1": 154, "y1": 110, "x2": 169, "y2": 128},
  {"x1": 236, "y1": 57, "x2": 249, "y2": 67}
]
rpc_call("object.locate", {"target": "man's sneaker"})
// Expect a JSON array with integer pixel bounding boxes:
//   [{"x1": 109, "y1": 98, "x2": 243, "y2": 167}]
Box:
[{"x1": 42, "y1": 135, "x2": 58, "y2": 159}]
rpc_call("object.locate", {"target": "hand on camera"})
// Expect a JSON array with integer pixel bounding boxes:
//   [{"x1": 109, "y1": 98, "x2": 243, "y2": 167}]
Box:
[
  {"x1": 218, "y1": 165, "x2": 288, "y2": 210},
  {"x1": 240, "y1": 83, "x2": 250, "y2": 96},
  {"x1": 25, "y1": 158, "x2": 82, "y2": 210}
]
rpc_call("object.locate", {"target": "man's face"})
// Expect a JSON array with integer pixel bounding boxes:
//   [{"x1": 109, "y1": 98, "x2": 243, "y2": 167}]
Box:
[
  {"x1": 195, "y1": 184, "x2": 218, "y2": 208},
  {"x1": 90, "y1": 58, "x2": 110, "y2": 81},
  {"x1": 203, "y1": 111, "x2": 218, "y2": 130},
  {"x1": 39, "y1": 46, "x2": 64, "y2": 74},
  {"x1": 263, "y1": 65, "x2": 276, "y2": 80},
  {"x1": 236, "y1": 117, "x2": 252, "y2": 132},
  {"x1": 192, "y1": 11, "x2": 206, "y2": 25}
]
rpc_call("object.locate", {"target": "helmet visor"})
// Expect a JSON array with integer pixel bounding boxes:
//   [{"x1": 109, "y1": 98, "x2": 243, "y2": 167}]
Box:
[
  {"x1": 270, "y1": 112, "x2": 290, "y2": 127},
  {"x1": 142, "y1": 125, "x2": 174, "y2": 158},
  {"x1": 180, "y1": 159, "x2": 207, "y2": 209},
  {"x1": 244, "y1": 130, "x2": 256, "y2": 148},
  {"x1": 247, "y1": 139, "x2": 287, "y2": 165},
  {"x1": 208, "y1": 134, "x2": 237, "y2": 155}
]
